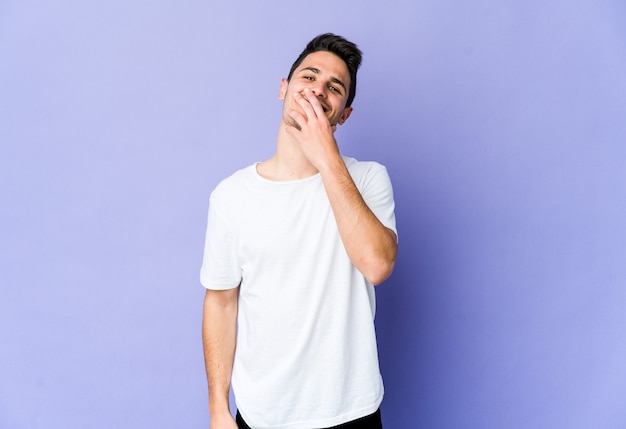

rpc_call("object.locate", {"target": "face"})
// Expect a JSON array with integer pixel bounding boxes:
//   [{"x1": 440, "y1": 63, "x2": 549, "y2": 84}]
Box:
[{"x1": 279, "y1": 51, "x2": 353, "y2": 128}]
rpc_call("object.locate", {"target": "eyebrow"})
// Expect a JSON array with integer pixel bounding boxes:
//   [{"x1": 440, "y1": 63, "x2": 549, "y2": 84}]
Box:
[{"x1": 300, "y1": 67, "x2": 347, "y2": 92}]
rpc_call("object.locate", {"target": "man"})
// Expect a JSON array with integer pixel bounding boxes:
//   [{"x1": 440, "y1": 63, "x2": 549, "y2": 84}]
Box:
[{"x1": 201, "y1": 33, "x2": 398, "y2": 429}]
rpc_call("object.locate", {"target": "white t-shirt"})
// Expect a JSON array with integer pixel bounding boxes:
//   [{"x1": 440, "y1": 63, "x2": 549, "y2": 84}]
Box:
[{"x1": 200, "y1": 156, "x2": 397, "y2": 429}]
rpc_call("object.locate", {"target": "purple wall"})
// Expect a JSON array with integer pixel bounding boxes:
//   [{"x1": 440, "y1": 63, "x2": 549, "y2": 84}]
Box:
[{"x1": 1, "y1": 1, "x2": 625, "y2": 428}]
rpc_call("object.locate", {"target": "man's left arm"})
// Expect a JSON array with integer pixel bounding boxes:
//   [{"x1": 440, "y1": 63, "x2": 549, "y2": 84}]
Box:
[
  {"x1": 320, "y1": 158, "x2": 398, "y2": 285},
  {"x1": 286, "y1": 89, "x2": 397, "y2": 285}
]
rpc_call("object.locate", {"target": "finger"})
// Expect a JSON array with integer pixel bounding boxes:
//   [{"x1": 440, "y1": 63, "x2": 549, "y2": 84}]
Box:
[
  {"x1": 288, "y1": 108, "x2": 306, "y2": 129},
  {"x1": 293, "y1": 91, "x2": 316, "y2": 120},
  {"x1": 302, "y1": 88, "x2": 326, "y2": 119},
  {"x1": 285, "y1": 124, "x2": 301, "y2": 135}
]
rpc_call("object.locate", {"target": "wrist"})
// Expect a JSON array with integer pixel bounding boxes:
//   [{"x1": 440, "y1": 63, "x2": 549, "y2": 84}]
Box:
[
  {"x1": 316, "y1": 151, "x2": 345, "y2": 178},
  {"x1": 209, "y1": 395, "x2": 231, "y2": 416}
]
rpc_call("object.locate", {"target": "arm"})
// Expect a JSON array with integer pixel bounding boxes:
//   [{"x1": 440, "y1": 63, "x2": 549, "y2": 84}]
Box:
[
  {"x1": 319, "y1": 158, "x2": 397, "y2": 285},
  {"x1": 202, "y1": 287, "x2": 239, "y2": 429},
  {"x1": 287, "y1": 89, "x2": 397, "y2": 285}
]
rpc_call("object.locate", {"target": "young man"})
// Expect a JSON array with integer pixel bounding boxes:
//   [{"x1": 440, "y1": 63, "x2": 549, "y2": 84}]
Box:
[{"x1": 201, "y1": 34, "x2": 398, "y2": 429}]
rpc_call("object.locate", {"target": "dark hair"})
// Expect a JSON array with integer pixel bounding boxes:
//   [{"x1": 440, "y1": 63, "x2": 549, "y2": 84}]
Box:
[{"x1": 287, "y1": 33, "x2": 362, "y2": 107}]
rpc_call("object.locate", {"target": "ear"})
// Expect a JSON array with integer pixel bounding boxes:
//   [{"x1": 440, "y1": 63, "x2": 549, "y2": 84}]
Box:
[
  {"x1": 278, "y1": 78, "x2": 288, "y2": 100},
  {"x1": 337, "y1": 107, "x2": 353, "y2": 125}
]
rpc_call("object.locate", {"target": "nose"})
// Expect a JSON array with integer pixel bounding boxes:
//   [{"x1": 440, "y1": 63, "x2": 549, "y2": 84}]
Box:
[{"x1": 310, "y1": 82, "x2": 327, "y2": 98}]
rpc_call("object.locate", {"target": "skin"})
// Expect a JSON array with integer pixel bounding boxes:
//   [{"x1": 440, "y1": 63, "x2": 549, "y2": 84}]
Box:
[
  {"x1": 203, "y1": 50, "x2": 398, "y2": 428},
  {"x1": 203, "y1": 288, "x2": 239, "y2": 429}
]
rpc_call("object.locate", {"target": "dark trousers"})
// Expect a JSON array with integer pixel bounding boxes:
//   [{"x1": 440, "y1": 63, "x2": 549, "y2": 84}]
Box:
[{"x1": 236, "y1": 408, "x2": 382, "y2": 429}]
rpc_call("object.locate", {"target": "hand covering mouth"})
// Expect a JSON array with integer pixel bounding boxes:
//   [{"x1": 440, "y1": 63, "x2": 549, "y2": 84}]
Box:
[{"x1": 297, "y1": 91, "x2": 330, "y2": 113}]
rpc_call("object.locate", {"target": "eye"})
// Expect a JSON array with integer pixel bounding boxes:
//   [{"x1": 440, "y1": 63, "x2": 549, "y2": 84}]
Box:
[
  {"x1": 304, "y1": 75, "x2": 314, "y2": 81},
  {"x1": 329, "y1": 84, "x2": 344, "y2": 96}
]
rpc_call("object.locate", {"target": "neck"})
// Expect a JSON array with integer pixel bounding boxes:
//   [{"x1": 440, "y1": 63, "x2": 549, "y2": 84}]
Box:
[{"x1": 256, "y1": 124, "x2": 319, "y2": 181}]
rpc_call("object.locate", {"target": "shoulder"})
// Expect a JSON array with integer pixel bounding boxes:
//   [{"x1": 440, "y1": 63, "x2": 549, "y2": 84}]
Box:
[
  {"x1": 209, "y1": 164, "x2": 258, "y2": 207},
  {"x1": 342, "y1": 156, "x2": 390, "y2": 184},
  {"x1": 211, "y1": 164, "x2": 256, "y2": 195}
]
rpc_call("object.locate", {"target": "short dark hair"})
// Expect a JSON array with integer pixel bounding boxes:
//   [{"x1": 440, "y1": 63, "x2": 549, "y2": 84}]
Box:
[{"x1": 287, "y1": 33, "x2": 362, "y2": 107}]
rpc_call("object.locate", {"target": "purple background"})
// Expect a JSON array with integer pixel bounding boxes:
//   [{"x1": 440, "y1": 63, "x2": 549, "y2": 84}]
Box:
[{"x1": 2, "y1": 0, "x2": 625, "y2": 427}]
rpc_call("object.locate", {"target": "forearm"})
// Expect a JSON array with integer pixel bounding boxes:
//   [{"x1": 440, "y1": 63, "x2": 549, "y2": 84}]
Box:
[
  {"x1": 202, "y1": 288, "x2": 239, "y2": 417},
  {"x1": 319, "y1": 157, "x2": 397, "y2": 285}
]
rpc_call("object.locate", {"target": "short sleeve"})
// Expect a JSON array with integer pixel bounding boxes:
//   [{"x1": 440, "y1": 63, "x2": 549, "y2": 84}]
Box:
[
  {"x1": 355, "y1": 162, "x2": 398, "y2": 239},
  {"x1": 199, "y1": 191, "x2": 242, "y2": 290}
]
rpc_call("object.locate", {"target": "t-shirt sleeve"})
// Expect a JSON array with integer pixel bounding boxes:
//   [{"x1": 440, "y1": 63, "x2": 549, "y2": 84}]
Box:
[
  {"x1": 199, "y1": 191, "x2": 242, "y2": 290},
  {"x1": 358, "y1": 162, "x2": 398, "y2": 239}
]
